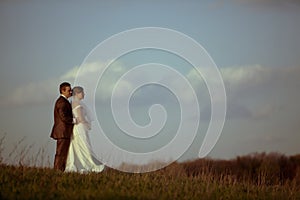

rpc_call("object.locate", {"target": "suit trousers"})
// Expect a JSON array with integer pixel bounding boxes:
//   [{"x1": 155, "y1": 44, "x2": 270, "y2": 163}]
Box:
[{"x1": 54, "y1": 138, "x2": 71, "y2": 171}]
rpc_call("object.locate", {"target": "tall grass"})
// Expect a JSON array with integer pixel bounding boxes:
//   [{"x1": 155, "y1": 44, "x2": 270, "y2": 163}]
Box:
[
  {"x1": 1, "y1": 135, "x2": 51, "y2": 167},
  {"x1": 1, "y1": 161, "x2": 299, "y2": 200},
  {"x1": 0, "y1": 135, "x2": 299, "y2": 199},
  {"x1": 182, "y1": 152, "x2": 300, "y2": 186}
]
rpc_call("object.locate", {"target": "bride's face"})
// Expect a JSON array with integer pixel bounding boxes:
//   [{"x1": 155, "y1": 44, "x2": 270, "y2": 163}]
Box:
[{"x1": 76, "y1": 91, "x2": 85, "y2": 100}]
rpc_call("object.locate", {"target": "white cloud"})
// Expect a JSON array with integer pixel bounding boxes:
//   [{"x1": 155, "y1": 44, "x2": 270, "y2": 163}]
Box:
[
  {"x1": 188, "y1": 64, "x2": 300, "y2": 94},
  {"x1": 187, "y1": 64, "x2": 272, "y2": 91},
  {"x1": 221, "y1": 65, "x2": 271, "y2": 90},
  {"x1": 186, "y1": 65, "x2": 300, "y2": 119},
  {"x1": 0, "y1": 79, "x2": 59, "y2": 107},
  {"x1": 61, "y1": 61, "x2": 112, "y2": 80},
  {"x1": 0, "y1": 61, "x2": 131, "y2": 107},
  {"x1": 1, "y1": 62, "x2": 300, "y2": 123},
  {"x1": 222, "y1": 65, "x2": 300, "y2": 119}
]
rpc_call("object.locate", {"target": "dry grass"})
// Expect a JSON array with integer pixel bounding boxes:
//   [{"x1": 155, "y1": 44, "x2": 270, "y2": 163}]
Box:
[{"x1": 0, "y1": 135, "x2": 299, "y2": 199}]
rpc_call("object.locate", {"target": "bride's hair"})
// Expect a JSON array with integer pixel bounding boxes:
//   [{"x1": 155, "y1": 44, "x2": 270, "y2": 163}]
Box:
[{"x1": 72, "y1": 86, "x2": 84, "y2": 96}]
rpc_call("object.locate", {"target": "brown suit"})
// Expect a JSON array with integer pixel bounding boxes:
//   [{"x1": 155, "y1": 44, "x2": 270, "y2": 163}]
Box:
[{"x1": 50, "y1": 96, "x2": 74, "y2": 171}]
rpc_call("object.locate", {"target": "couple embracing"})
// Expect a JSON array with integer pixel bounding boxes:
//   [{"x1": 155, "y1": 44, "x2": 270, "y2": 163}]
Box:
[{"x1": 50, "y1": 82, "x2": 104, "y2": 173}]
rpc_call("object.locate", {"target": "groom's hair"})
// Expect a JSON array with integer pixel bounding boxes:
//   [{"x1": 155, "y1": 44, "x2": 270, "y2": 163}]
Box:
[{"x1": 59, "y1": 82, "x2": 71, "y2": 94}]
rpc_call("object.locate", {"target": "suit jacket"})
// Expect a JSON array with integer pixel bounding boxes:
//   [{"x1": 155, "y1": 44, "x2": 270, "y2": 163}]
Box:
[{"x1": 50, "y1": 96, "x2": 74, "y2": 139}]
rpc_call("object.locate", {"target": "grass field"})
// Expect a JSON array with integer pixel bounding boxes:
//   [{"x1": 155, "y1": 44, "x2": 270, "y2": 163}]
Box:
[
  {"x1": 1, "y1": 152, "x2": 300, "y2": 200},
  {"x1": 1, "y1": 135, "x2": 300, "y2": 199}
]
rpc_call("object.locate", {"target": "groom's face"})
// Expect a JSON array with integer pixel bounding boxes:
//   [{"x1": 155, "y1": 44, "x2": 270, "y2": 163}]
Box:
[{"x1": 62, "y1": 86, "x2": 72, "y2": 98}]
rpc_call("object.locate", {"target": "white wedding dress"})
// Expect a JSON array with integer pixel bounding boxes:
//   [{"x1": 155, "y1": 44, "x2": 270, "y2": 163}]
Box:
[{"x1": 65, "y1": 101, "x2": 105, "y2": 173}]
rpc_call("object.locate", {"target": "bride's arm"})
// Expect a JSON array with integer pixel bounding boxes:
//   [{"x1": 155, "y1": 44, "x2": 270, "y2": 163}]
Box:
[{"x1": 75, "y1": 107, "x2": 91, "y2": 130}]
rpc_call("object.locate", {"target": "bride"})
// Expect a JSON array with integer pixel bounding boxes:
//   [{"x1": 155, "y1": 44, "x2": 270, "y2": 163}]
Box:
[{"x1": 65, "y1": 86, "x2": 105, "y2": 173}]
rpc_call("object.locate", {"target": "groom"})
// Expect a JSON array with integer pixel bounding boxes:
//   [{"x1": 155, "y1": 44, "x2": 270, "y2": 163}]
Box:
[{"x1": 50, "y1": 82, "x2": 75, "y2": 171}]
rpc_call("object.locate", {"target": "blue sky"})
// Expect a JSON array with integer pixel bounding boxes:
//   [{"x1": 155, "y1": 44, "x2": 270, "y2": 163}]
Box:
[{"x1": 0, "y1": 0, "x2": 300, "y2": 166}]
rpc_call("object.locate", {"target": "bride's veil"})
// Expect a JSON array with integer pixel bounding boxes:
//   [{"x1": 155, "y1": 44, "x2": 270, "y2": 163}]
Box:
[
  {"x1": 81, "y1": 101, "x2": 95, "y2": 123},
  {"x1": 71, "y1": 97, "x2": 95, "y2": 124}
]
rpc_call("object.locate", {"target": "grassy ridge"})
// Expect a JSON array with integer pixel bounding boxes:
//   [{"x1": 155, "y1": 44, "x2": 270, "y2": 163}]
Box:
[{"x1": 1, "y1": 153, "x2": 300, "y2": 200}]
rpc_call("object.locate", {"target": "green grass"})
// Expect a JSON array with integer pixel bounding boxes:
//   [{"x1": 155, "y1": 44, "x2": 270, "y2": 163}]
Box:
[{"x1": 1, "y1": 161, "x2": 299, "y2": 200}]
